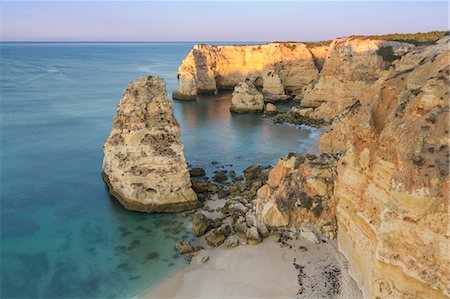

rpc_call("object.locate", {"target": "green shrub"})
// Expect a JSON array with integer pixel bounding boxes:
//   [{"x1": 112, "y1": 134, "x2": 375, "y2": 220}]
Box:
[
  {"x1": 299, "y1": 192, "x2": 313, "y2": 210},
  {"x1": 312, "y1": 199, "x2": 324, "y2": 217},
  {"x1": 376, "y1": 46, "x2": 400, "y2": 62}
]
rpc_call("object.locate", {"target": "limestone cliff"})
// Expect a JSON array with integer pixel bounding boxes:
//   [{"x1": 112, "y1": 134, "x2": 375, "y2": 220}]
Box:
[
  {"x1": 257, "y1": 37, "x2": 449, "y2": 298},
  {"x1": 321, "y1": 37, "x2": 450, "y2": 298},
  {"x1": 173, "y1": 43, "x2": 319, "y2": 101},
  {"x1": 301, "y1": 37, "x2": 413, "y2": 121},
  {"x1": 102, "y1": 76, "x2": 198, "y2": 212}
]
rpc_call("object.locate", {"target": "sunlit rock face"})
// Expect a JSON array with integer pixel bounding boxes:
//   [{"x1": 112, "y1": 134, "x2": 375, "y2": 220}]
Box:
[
  {"x1": 173, "y1": 43, "x2": 319, "y2": 101},
  {"x1": 301, "y1": 37, "x2": 413, "y2": 121},
  {"x1": 322, "y1": 37, "x2": 450, "y2": 298},
  {"x1": 230, "y1": 79, "x2": 264, "y2": 113},
  {"x1": 103, "y1": 76, "x2": 198, "y2": 212}
]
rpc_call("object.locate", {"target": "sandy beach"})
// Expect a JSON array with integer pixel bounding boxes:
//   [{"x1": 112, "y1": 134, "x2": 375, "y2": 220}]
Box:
[{"x1": 142, "y1": 234, "x2": 362, "y2": 299}]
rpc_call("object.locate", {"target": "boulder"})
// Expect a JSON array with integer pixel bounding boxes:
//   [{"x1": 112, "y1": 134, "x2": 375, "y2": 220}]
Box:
[
  {"x1": 190, "y1": 167, "x2": 206, "y2": 177},
  {"x1": 213, "y1": 171, "x2": 228, "y2": 183},
  {"x1": 246, "y1": 226, "x2": 262, "y2": 245},
  {"x1": 192, "y1": 213, "x2": 212, "y2": 237},
  {"x1": 206, "y1": 225, "x2": 232, "y2": 247},
  {"x1": 102, "y1": 76, "x2": 198, "y2": 212},
  {"x1": 175, "y1": 240, "x2": 194, "y2": 254},
  {"x1": 243, "y1": 165, "x2": 262, "y2": 181},
  {"x1": 265, "y1": 103, "x2": 277, "y2": 114},
  {"x1": 224, "y1": 234, "x2": 240, "y2": 248}
]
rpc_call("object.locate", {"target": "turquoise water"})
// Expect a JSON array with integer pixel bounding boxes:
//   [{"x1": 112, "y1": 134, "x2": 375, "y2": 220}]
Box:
[{"x1": 0, "y1": 42, "x2": 321, "y2": 299}]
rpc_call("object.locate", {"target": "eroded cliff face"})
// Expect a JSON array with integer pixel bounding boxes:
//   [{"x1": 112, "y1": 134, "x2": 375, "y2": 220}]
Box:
[
  {"x1": 173, "y1": 43, "x2": 319, "y2": 101},
  {"x1": 321, "y1": 37, "x2": 450, "y2": 298},
  {"x1": 255, "y1": 153, "x2": 338, "y2": 239},
  {"x1": 300, "y1": 38, "x2": 413, "y2": 121},
  {"x1": 102, "y1": 76, "x2": 198, "y2": 212}
]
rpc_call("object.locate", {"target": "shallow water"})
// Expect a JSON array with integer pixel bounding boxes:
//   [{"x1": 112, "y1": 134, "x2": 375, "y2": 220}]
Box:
[{"x1": 0, "y1": 42, "x2": 322, "y2": 299}]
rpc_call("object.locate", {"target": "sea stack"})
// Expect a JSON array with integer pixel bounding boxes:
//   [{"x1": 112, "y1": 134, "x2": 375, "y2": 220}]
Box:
[{"x1": 102, "y1": 76, "x2": 198, "y2": 212}]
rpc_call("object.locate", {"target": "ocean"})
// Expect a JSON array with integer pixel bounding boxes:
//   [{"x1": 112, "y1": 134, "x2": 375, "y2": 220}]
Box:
[{"x1": 0, "y1": 42, "x2": 322, "y2": 299}]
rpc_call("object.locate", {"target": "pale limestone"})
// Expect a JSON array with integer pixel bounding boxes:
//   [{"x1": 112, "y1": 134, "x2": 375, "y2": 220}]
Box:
[{"x1": 102, "y1": 76, "x2": 198, "y2": 212}]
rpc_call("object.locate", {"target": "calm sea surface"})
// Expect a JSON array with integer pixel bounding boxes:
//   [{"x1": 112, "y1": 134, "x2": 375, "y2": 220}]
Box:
[{"x1": 0, "y1": 42, "x2": 322, "y2": 299}]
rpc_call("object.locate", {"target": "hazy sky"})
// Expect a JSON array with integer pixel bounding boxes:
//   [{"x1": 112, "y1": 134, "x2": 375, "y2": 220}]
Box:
[{"x1": 1, "y1": 1, "x2": 448, "y2": 42}]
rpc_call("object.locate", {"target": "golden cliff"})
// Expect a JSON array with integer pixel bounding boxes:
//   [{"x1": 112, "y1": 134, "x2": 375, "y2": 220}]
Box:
[
  {"x1": 321, "y1": 37, "x2": 449, "y2": 298},
  {"x1": 293, "y1": 38, "x2": 413, "y2": 122},
  {"x1": 173, "y1": 42, "x2": 320, "y2": 101},
  {"x1": 102, "y1": 76, "x2": 198, "y2": 212},
  {"x1": 257, "y1": 36, "x2": 449, "y2": 298}
]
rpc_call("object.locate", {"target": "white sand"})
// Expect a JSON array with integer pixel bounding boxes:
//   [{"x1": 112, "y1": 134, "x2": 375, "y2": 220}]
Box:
[{"x1": 142, "y1": 235, "x2": 362, "y2": 299}]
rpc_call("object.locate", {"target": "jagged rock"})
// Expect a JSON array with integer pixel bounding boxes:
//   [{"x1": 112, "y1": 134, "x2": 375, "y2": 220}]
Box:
[
  {"x1": 224, "y1": 234, "x2": 240, "y2": 248},
  {"x1": 227, "y1": 201, "x2": 248, "y2": 215},
  {"x1": 232, "y1": 216, "x2": 248, "y2": 236},
  {"x1": 301, "y1": 37, "x2": 413, "y2": 121},
  {"x1": 190, "y1": 167, "x2": 205, "y2": 177},
  {"x1": 192, "y1": 213, "x2": 212, "y2": 237},
  {"x1": 213, "y1": 171, "x2": 228, "y2": 183},
  {"x1": 206, "y1": 225, "x2": 232, "y2": 247},
  {"x1": 243, "y1": 165, "x2": 262, "y2": 181},
  {"x1": 102, "y1": 76, "x2": 198, "y2": 212},
  {"x1": 245, "y1": 214, "x2": 258, "y2": 227},
  {"x1": 217, "y1": 188, "x2": 229, "y2": 199},
  {"x1": 175, "y1": 240, "x2": 194, "y2": 254},
  {"x1": 173, "y1": 43, "x2": 319, "y2": 100},
  {"x1": 262, "y1": 67, "x2": 290, "y2": 102},
  {"x1": 191, "y1": 180, "x2": 209, "y2": 194},
  {"x1": 230, "y1": 80, "x2": 264, "y2": 113},
  {"x1": 232, "y1": 175, "x2": 244, "y2": 182},
  {"x1": 246, "y1": 226, "x2": 262, "y2": 245},
  {"x1": 256, "y1": 220, "x2": 269, "y2": 238},
  {"x1": 255, "y1": 153, "x2": 338, "y2": 231}
]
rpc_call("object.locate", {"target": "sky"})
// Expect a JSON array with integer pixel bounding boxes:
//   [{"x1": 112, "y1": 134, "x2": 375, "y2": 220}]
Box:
[{"x1": 1, "y1": 1, "x2": 448, "y2": 42}]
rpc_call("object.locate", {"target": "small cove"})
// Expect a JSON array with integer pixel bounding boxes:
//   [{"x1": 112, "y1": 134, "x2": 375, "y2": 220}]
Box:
[{"x1": 1, "y1": 42, "x2": 323, "y2": 298}]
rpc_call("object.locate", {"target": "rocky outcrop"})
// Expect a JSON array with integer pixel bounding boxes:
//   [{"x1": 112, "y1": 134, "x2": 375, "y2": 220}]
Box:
[
  {"x1": 321, "y1": 37, "x2": 450, "y2": 298},
  {"x1": 300, "y1": 37, "x2": 414, "y2": 121},
  {"x1": 230, "y1": 79, "x2": 264, "y2": 113},
  {"x1": 173, "y1": 43, "x2": 319, "y2": 101},
  {"x1": 256, "y1": 153, "x2": 338, "y2": 239},
  {"x1": 102, "y1": 76, "x2": 198, "y2": 212},
  {"x1": 262, "y1": 67, "x2": 290, "y2": 102}
]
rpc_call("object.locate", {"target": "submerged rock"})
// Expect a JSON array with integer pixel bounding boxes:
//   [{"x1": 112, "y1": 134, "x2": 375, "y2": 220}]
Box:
[
  {"x1": 102, "y1": 76, "x2": 198, "y2": 212},
  {"x1": 190, "y1": 167, "x2": 206, "y2": 177}
]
